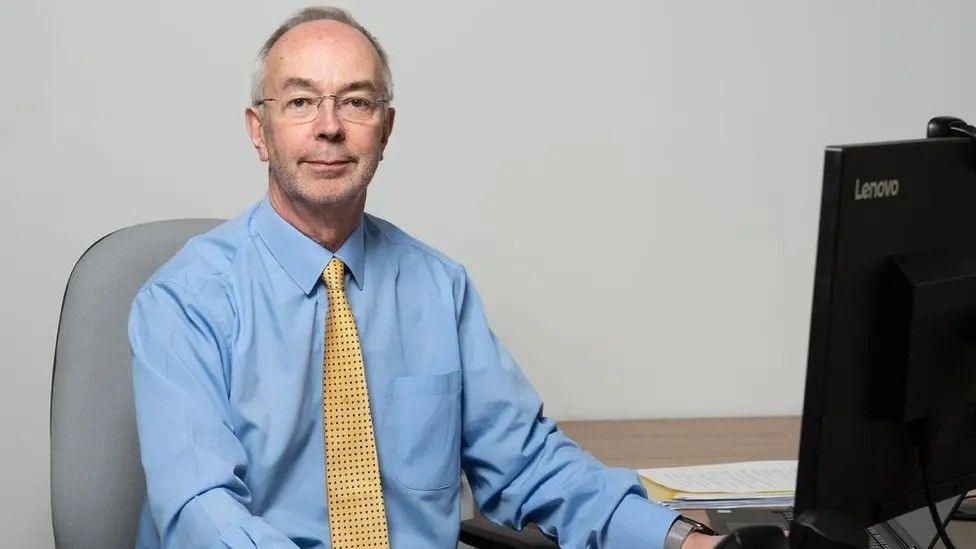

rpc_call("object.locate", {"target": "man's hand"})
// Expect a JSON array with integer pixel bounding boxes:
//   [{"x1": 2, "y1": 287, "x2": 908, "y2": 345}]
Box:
[{"x1": 682, "y1": 532, "x2": 726, "y2": 549}]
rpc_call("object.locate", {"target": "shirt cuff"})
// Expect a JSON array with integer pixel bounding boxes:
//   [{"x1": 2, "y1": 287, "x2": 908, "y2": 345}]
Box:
[{"x1": 605, "y1": 493, "x2": 680, "y2": 548}]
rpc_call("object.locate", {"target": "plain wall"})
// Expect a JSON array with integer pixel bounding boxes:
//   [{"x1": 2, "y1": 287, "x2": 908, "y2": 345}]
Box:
[{"x1": 3, "y1": 0, "x2": 975, "y2": 546}]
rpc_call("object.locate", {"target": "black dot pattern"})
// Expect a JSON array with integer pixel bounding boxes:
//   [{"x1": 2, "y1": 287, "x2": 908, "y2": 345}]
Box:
[{"x1": 321, "y1": 257, "x2": 390, "y2": 548}]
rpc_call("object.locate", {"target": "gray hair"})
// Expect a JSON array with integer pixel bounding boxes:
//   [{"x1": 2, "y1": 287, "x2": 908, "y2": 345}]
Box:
[{"x1": 250, "y1": 6, "x2": 393, "y2": 106}]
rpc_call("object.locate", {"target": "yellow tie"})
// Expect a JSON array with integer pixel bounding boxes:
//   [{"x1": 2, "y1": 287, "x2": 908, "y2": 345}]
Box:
[{"x1": 321, "y1": 257, "x2": 390, "y2": 548}]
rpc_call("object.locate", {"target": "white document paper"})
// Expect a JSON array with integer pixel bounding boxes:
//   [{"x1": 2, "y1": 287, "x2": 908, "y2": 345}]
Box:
[{"x1": 637, "y1": 460, "x2": 797, "y2": 494}]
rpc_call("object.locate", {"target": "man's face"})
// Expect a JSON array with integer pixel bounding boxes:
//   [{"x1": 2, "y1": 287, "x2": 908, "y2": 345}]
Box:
[{"x1": 246, "y1": 20, "x2": 395, "y2": 206}]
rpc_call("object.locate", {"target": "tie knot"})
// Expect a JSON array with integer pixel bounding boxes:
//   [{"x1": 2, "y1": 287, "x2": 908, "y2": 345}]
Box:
[{"x1": 322, "y1": 257, "x2": 345, "y2": 292}]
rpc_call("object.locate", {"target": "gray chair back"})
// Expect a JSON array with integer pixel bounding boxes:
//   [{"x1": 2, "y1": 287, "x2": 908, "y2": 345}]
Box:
[{"x1": 51, "y1": 219, "x2": 224, "y2": 548}]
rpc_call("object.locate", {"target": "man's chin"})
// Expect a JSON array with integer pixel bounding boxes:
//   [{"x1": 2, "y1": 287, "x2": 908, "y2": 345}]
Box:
[
  {"x1": 269, "y1": 164, "x2": 367, "y2": 208},
  {"x1": 292, "y1": 182, "x2": 365, "y2": 207}
]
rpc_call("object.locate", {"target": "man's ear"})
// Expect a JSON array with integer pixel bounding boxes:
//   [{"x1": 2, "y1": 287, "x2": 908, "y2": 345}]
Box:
[
  {"x1": 245, "y1": 106, "x2": 270, "y2": 162},
  {"x1": 379, "y1": 107, "x2": 395, "y2": 161}
]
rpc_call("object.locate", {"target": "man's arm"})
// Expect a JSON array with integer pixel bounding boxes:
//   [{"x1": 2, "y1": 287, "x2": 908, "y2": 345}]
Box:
[
  {"x1": 129, "y1": 281, "x2": 299, "y2": 548},
  {"x1": 452, "y1": 266, "x2": 681, "y2": 548}
]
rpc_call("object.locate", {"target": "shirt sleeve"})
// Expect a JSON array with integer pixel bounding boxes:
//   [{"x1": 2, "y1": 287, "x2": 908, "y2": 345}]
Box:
[
  {"x1": 453, "y1": 266, "x2": 679, "y2": 548},
  {"x1": 128, "y1": 281, "x2": 300, "y2": 548}
]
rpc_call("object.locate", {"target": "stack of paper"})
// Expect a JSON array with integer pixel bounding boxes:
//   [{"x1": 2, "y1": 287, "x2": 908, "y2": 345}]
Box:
[{"x1": 637, "y1": 460, "x2": 796, "y2": 510}]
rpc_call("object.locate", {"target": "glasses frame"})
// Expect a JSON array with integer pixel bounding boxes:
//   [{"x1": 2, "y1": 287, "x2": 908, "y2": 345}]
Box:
[{"x1": 255, "y1": 93, "x2": 391, "y2": 125}]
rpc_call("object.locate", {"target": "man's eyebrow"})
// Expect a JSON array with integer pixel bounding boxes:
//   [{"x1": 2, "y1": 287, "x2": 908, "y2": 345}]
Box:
[
  {"x1": 279, "y1": 78, "x2": 380, "y2": 95},
  {"x1": 281, "y1": 77, "x2": 319, "y2": 91},
  {"x1": 336, "y1": 80, "x2": 379, "y2": 94}
]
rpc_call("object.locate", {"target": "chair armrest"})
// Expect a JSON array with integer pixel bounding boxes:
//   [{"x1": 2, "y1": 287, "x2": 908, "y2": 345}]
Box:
[{"x1": 459, "y1": 516, "x2": 559, "y2": 549}]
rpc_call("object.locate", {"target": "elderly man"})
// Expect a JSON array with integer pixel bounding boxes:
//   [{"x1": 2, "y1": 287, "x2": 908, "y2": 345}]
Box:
[{"x1": 129, "y1": 7, "x2": 723, "y2": 549}]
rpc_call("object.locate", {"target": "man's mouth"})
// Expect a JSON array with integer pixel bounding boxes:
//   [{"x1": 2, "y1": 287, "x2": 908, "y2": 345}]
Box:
[
  {"x1": 303, "y1": 157, "x2": 355, "y2": 166},
  {"x1": 301, "y1": 157, "x2": 356, "y2": 175}
]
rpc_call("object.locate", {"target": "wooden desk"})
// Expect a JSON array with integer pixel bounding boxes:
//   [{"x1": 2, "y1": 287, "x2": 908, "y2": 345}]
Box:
[
  {"x1": 559, "y1": 416, "x2": 800, "y2": 469},
  {"x1": 559, "y1": 416, "x2": 975, "y2": 546}
]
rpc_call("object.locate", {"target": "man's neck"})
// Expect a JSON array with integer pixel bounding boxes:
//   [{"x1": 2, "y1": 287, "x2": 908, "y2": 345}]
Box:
[{"x1": 267, "y1": 183, "x2": 366, "y2": 253}]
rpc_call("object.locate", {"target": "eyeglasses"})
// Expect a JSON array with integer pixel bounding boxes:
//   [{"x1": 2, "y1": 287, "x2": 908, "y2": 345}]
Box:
[{"x1": 255, "y1": 92, "x2": 390, "y2": 124}]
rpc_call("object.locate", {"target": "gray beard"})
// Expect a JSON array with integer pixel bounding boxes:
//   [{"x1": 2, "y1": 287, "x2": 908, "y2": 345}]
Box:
[{"x1": 268, "y1": 151, "x2": 377, "y2": 207}]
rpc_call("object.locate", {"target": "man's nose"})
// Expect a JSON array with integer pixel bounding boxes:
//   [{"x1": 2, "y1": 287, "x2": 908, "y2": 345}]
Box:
[{"x1": 313, "y1": 99, "x2": 345, "y2": 142}]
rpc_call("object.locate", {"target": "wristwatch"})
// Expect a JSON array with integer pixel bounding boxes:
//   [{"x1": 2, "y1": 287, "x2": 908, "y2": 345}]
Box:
[{"x1": 664, "y1": 516, "x2": 716, "y2": 549}]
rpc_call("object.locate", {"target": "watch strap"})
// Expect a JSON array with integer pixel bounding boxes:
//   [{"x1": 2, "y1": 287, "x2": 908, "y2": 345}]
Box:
[{"x1": 664, "y1": 516, "x2": 717, "y2": 549}]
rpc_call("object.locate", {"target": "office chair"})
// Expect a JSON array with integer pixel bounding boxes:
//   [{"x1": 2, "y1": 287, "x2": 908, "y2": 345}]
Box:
[{"x1": 51, "y1": 218, "x2": 224, "y2": 548}]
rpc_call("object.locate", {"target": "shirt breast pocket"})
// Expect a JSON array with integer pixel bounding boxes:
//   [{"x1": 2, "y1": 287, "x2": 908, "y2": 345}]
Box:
[{"x1": 384, "y1": 370, "x2": 462, "y2": 491}]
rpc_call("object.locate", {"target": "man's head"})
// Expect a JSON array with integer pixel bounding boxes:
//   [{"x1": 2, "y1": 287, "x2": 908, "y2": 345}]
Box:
[{"x1": 245, "y1": 7, "x2": 395, "y2": 207}]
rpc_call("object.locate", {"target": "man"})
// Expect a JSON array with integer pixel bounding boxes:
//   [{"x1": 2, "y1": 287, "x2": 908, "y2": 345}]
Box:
[{"x1": 129, "y1": 7, "x2": 724, "y2": 548}]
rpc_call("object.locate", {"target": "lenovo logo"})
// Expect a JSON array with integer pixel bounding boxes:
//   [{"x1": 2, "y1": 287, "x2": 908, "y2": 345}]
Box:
[{"x1": 854, "y1": 178, "x2": 900, "y2": 201}]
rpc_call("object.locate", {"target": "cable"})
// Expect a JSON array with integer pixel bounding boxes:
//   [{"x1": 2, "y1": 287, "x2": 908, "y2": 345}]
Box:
[
  {"x1": 918, "y1": 451, "x2": 955, "y2": 549},
  {"x1": 920, "y1": 465, "x2": 955, "y2": 549},
  {"x1": 926, "y1": 494, "x2": 966, "y2": 549},
  {"x1": 912, "y1": 419, "x2": 955, "y2": 549},
  {"x1": 949, "y1": 123, "x2": 976, "y2": 140},
  {"x1": 950, "y1": 494, "x2": 976, "y2": 522}
]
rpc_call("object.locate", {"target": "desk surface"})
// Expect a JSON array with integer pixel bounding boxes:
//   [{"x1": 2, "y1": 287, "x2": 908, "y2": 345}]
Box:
[
  {"x1": 558, "y1": 416, "x2": 975, "y2": 546},
  {"x1": 560, "y1": 416, "x2": 801, "y2": 469}
]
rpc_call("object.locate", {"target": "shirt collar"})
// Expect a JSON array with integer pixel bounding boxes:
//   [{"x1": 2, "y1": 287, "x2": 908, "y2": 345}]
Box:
[{"x1": 254, "y1": 195, "x2": 366, "y2": 295}]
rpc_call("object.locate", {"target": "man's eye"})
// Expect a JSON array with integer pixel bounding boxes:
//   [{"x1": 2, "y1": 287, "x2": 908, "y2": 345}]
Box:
[
  {"x1": 343, "y1": 97, "x2": 372, "y2": 109},
  {"x1": 287, "y1": 97, "x2": 314, "y2": 108}
]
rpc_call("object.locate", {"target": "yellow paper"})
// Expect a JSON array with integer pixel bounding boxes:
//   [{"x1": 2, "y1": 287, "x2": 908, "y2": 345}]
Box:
[{"x1": 640, "y1": 475, "x2": 677, "y2": 503}]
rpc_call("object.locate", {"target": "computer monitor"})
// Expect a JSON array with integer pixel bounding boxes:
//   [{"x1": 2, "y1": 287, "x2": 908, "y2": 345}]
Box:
[{"x1": 793, "y1": 130, "x2": 976, "y2": 546}]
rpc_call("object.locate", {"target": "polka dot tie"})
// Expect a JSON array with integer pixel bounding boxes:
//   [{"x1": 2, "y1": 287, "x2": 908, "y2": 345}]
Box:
[{"x1": 321, "y1": 257, "x2": 390, "y2": 548}]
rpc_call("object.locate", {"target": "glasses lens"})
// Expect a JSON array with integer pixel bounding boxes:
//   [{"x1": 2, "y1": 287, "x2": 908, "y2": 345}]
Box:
[
  {"x1": 337, "y1": 94, "x2": 379, "y2": 122},
  {"x1": 281, "y1": 96, "x2": 319, "y2": 123}
]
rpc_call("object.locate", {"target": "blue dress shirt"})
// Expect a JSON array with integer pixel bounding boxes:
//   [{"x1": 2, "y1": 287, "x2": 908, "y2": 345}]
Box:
[{"x1": 129, "y1": 195, "x2": 678, "y2": 548}]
